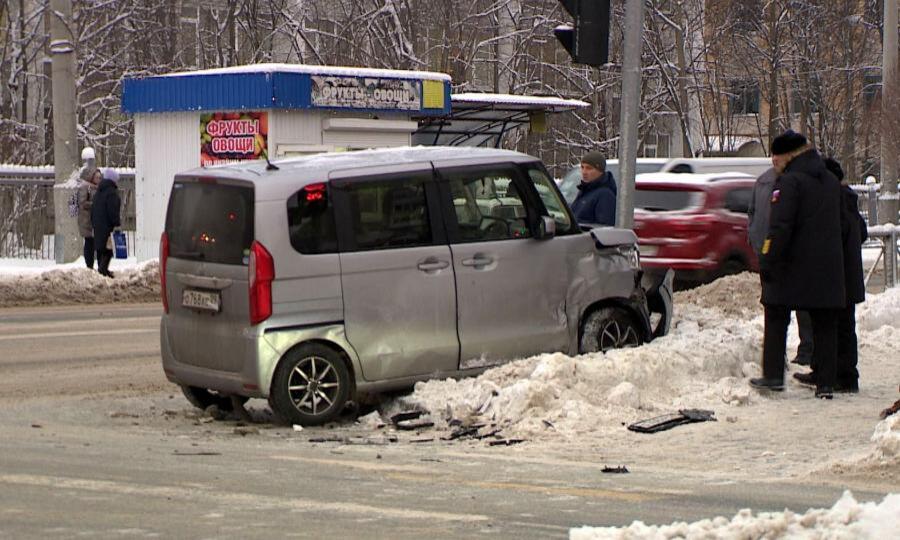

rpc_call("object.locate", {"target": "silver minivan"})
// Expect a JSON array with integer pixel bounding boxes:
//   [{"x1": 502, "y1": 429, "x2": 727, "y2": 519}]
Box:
[{"x1": 160, "y1": 147, "x2": 673, "y2": 425}]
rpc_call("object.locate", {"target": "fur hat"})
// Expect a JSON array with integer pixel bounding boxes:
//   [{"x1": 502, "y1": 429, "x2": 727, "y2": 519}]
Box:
[
  {"x1": 102, "y1": 168, "x2": 119, "y2": 183},
  {"x1": 580, "y1": 151, "x2": 607, "y2": 172},
  {"x1": 823, "y1": 157, "x2": 845, "y2": 181},
  {"x1": 771, "y1": 130, "x2": 807, "y2": 156}
]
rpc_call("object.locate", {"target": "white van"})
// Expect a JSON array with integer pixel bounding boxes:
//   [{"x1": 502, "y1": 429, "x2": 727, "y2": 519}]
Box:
[{"x1": 661, "y1": 157, "x2": 771, "y2": 178}]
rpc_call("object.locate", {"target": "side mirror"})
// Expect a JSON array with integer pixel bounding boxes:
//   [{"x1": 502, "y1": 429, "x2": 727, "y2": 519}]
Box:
[{"x1": 536, "y1": 216, "x2": 556, "y2": 240}]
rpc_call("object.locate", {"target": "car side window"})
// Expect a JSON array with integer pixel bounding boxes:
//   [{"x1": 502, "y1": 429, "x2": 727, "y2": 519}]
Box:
[
  {"x1": 440, "y1": 167, "x2": 532, "y2": 242},
  {"x1": 724, "y1": 187, "x2": 752, "y2": 214},
  {"x1": 524, "y1": 165, "x2": 574, "y2": 233},
  {"x1": 340, "y1": 176, "x2": 433, "y2": 251},
  {"x1": 287, "y1": 183, "x2": 338, "y2": 254}
]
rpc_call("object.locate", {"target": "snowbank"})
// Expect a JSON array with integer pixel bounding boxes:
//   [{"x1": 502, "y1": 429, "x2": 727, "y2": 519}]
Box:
[
  {"x1": 570, "y1": 491, "x2": 900, "y2": 540},
  {"x1": 0, "y1": 260, "x2": 160, "y2": 307}
]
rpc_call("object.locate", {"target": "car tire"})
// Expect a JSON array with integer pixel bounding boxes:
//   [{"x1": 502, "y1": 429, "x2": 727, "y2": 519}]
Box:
[
  {"x1": 180, "y1": 385, "x2": 245, "y2": 412},
  {"x1": 579, "y1": 307, "x2": 644, "y2": 354},
  {"x1": 269, "y1": 343, "x2": 351, "y2": 426}
]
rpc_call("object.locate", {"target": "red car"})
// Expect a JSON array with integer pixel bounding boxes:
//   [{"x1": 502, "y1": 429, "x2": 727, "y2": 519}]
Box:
[{"x1": 632, "y1": 172, "x2": 759, "y2": 286}]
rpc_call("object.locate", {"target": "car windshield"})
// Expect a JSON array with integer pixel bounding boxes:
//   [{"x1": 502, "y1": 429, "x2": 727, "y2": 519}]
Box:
[{"x1": 634, "y1": 188, "x2": 704, "y2": 212}]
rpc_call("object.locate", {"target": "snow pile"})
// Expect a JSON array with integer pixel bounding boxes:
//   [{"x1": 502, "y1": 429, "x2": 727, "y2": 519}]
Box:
[
  {"x1": 393, "y1": 301, "x2": 761, "y2": 439},
  {"x1": 673, "y1": 272, "x2": 760, "y2": 319},
  {"x1": 856, "y1": 287, "x2": 900, "y2": 332},
  {"x1": 871, "y1": 414, "x2": 900, "y2": 462},
  {"x1": 570, "y1": 491, "x2": 900, "y2": 540},
  {"x1": 0, "y1": 260, "x2": 160, "y2": 307}
]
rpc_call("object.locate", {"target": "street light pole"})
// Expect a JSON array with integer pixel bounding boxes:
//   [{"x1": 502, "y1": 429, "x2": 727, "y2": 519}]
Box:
[
  {"x1": 616, "y1": 0, "x2": 644, "y2": 229},
  {"x1": 882, "y1": 0, "x2": 898, "y2": 285},
  {"x1": 50, "y1": 0, "x2": 80, "y2": 263}
]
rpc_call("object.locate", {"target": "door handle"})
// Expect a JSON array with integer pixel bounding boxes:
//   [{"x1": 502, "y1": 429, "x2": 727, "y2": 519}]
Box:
[
  {"x1": 417, "y1": 259, "x2": 449, "y2": 272},
  {"x1": 461, "y1": 256, "x2": 494, "y2": 268}
]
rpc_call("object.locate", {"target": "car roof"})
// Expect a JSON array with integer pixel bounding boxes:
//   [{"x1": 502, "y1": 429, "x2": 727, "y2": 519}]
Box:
[
  {"x1": 635, "y1": 171, "x2": 756, "y2": 187},
  {"x1": 176, "y1": 146, "x2": 537, "y2": 201}
]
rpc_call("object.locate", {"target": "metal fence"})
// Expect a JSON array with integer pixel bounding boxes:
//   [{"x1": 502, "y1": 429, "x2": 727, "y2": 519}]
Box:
[{"x1": 0, "y1": 176, "x2": 136, "y2": 261}]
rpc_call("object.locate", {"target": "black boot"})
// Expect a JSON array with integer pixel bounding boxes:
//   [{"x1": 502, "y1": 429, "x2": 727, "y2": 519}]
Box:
[{"x1": 750, "y1": 377, "x2": 785, "y2": 391}]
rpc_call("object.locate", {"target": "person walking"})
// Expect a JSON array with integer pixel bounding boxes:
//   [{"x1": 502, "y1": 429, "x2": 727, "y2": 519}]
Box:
[
  {"x1": 77, "y1": 168, "x2": 101, "y2": 269},
  {"x1": 749, "y1": 130, "x2": 845, "y2": 399},
  {"x1": 91, "y1": 168, "x2": 122, "y2": 278},
  {"x1": 793, "y1": 158, "x2": 867, "y2": 393},
  {"x1": 748, "y1": 167, "x2": 815, "y2": 367},
  {"x1": 570, "y1": 151, "x2": 617, "y2": 226}
]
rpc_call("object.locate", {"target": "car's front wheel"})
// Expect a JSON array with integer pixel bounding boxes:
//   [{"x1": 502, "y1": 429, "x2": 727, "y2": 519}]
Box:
[
  {"x1": 269, "y1": 343, "x2": 351, "y2": 426},
  {"x1": 579, "y1": 307, "x2": 644, "y2": 354}
]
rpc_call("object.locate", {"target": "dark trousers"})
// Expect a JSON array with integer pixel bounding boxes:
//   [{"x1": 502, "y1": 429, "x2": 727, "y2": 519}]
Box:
[
  {"x1": 96, "y1": 246, "x2": 113, "y2": 276},
  {"x1": 836, "y1": 304, "x2": 859, "y2": 384},
  {"x1": 796, "y1": 310, "x2": 814, "y2": 360},
  {"x1": 808, "y1": 308, "x2": 838, "y2": 389},
  {"x1": 83, "y1": 237, "x2": 95, "y2": 269},
  {"x1": 762, "y1": 305, "x2": 791, "y2": 381}
]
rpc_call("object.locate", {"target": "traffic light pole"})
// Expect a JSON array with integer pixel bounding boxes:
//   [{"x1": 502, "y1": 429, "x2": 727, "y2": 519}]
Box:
[{"x1": 615, "y1": 0, "x2": 643, "y2": 229}]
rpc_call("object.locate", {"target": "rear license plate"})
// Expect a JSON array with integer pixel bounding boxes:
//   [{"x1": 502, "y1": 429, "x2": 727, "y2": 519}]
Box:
[
  {"x1": 182, "y1": 289, "x2": 221, "y2": 312},
  {"x1": 639, "y1": 244, "x2": 658, "y2": 257}
]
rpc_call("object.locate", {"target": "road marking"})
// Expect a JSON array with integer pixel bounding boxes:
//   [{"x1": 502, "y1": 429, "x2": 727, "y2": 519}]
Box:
[
  {"x1": 0, "y1": 329, "x2": 157, "y2": 341},
  {"x1": 0, "y1": 473, "x2": 489, "y2": 523},
  {"x1": 271, "y1": 454, "x2": 663, "y2": 502},
  {"x1": 0, "y1": 316, "x2": 159, "y2": 332},
  {"x1": 386, "y1": 472, "x2": 659, "y2": 502},
  {"x1": 270, "y1": 455, "x2": 434, "y2": 474}
]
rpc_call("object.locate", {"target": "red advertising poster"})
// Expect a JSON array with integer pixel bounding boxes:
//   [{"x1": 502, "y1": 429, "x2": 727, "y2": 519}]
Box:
[{"x1": 200, "y1": 111, "x2": 268, "y2": 166}]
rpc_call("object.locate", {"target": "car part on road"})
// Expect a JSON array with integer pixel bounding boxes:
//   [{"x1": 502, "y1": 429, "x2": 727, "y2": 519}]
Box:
[
  {"x1": 268, "y1": 343, "x2": 351, "y2": 426},
  {"x1": 601, "y1": 466, "x2": 629, "y2": 474},
  {"x1": 579, "y1": 307, "x2": 644, "y2": 353},
  {"x1": 627, "y1": 409, "x2": 716, "y2": 434}
]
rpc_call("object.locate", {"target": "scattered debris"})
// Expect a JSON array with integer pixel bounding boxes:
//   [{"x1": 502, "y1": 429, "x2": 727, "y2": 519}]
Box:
[
  {"x1": 488, "y1": 438, "x2": 524, "y2": 447},
  {"x1": 30, "y1": 424, "x2": 41, "y2": 429},
  {"x1": 628, "y1": 409, "x2": 716, "y2": 434},
  {"x1": 205, "y1": 405, "x2": 227, "y2": 421},
  {"x1": 395, "y1": 419, "x2": 434, "y2": 431},
  {"x1": 292, "y1": 424, "x2": 304, "y2": 432},
  {"x1": 233, "y1": 426, "x2": 259, "y2": 436},
  {"x1": 602, "y1": 466, "x2": 629, "y2": 474},
  {"x1": 391, "y1": 410, "x2": 425, "y2": 424},
  {"x1": 410, "y1": 438, "x2": 435, "y2": 444},
  {"x1": 173, "y1": 451, "x2": 222, "y2": 456},
  {"x1": 542, "y1": 420, "x2": 555, "y2": 429},
  {"x1": 108, "y1": 411, "x2": 139, "y2": 419},
  {"x1": 880, "y1": 387, "x2": 900, "y2": 419},
  {"x1": 308, "y1": 436, "x2": 347, "y2": 443}
]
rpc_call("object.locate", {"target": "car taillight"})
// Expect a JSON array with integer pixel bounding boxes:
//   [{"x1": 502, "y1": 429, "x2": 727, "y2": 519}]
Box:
[
  {"x1": 160, "y1": 232, "x2": 169, "y2": 313},
  {"x1": 249, "y1": 241, "x2": 275, "y2": 325}
]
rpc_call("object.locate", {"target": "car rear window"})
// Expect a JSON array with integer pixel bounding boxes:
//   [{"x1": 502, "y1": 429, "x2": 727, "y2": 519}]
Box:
[
  {"x1": 166, "y1": 180, "x2": 254, "y2": 265},
  {"x1": 287, "y1": 184, "x2": 338, "y2": 254},
  {"x1": 635, "y1": 189, "x2": 703, "y2": 212}
]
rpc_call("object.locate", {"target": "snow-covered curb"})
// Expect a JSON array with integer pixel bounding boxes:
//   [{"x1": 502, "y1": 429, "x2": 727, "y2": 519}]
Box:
[{"x1": 570, "y1": 491, "x2": 900, "y2": 539}]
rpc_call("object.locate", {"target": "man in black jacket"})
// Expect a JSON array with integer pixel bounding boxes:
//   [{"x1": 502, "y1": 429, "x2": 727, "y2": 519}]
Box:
[
  {"x1": 793, "y1": 158, "x2": 867, "y2": 393},
  {"x1": 750, "y1": 130, "x2": 845, "y2": 399},
  {"x1": 91, "y1": 168, "x2": 122, "y2": 278}
]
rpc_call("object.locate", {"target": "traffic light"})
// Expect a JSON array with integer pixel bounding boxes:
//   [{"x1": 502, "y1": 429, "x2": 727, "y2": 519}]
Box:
[{"x1": 554, "y1": 0, "x2": 611, "y2": 67}]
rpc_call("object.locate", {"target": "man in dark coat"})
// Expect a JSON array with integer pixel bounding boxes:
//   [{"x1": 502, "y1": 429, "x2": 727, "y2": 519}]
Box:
[
  {"x1": 91, "y1": 168, "x2": 122, "y2": 278},
  {"x1": 748, "y1": 167, "x2": 814, "y2": 366},
  {"x1": 750, "y1": 130, "x2": 845, "y2": 399},
  {"x1": 570, "y1": 151, "x2": 617, "y2": 226},
  {"x1": 793, "y1": 158, "x2": 867, "y2": 393}
]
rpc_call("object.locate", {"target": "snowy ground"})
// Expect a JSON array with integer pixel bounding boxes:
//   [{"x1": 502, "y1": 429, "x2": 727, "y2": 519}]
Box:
[{"x1": 1, "y1": 259, "x2": 898, "y2": 538}]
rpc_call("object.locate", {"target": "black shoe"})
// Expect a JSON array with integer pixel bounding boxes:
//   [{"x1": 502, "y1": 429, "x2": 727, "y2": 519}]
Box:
[
  {"x1": 791, "y1": 355, "x2": 812, "y2": 366},
  {"x1": 750, "y1": 377, "x2": 785, "y2": 391},
  {"x1": 792, "y1": 371, "x2": 816, "y2": 386},
  {"x1": 835, "y1": 381, "x2": 859, "y2": 394},
  {"x1": 815, "y1": 386, "x2": 834, "y2": 399}
]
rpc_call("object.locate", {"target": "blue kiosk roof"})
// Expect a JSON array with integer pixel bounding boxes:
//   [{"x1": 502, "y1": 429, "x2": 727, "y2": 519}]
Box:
[{"x1": 122, "y1": 63, "x2": 452, "y2": 116}]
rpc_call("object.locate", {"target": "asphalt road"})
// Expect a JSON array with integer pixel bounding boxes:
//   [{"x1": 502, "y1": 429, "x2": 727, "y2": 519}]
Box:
[{"x1": 0, "y1": 303, "x2": 893, "y2": 539}]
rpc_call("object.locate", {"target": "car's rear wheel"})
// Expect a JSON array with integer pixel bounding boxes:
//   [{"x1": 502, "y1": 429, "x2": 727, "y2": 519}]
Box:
[
  {"x1": 269, "y1": 343, "x2": 351, "y2": 426},
  {"x1": 181, "y1": 385, "x2": 246, "y2": 412},
  {"x1": 579, "y1": 307, "x2": 644, "y2": 354}
]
